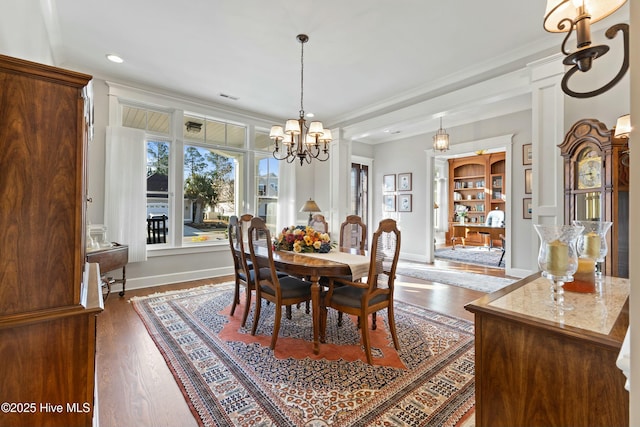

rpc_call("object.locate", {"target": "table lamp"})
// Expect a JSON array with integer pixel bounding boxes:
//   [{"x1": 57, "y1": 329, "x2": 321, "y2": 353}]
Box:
[{"x1": 300, "y1": 198, "x2": 321, "y2": 224}]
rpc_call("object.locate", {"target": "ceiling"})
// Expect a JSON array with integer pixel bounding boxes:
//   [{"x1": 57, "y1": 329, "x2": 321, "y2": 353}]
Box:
[{"x1": 40, "y1": 1, "x2": 626, "y2": 144}]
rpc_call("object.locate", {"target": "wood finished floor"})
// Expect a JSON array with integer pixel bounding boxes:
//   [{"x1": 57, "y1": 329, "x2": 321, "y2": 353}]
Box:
[{"x1": 96, "y1": 259, "x2": 508, "y2": 427}]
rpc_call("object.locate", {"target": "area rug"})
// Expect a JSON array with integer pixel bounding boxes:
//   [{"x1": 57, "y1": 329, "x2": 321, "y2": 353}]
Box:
[
  {"x1": 435, "y1": 247, "x2": 505, "y2": 268},
  {"x1": 396, "y1": 261, "x2": 516, "y2": 293},
  {"x1": 132, "y1": 283, "x2": 476, "y2": 426}
]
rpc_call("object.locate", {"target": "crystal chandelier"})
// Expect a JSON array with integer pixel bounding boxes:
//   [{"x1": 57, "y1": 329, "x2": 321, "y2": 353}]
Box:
[
  {"x1": 433, "y1": 117, "x2": 450, "y2": 152},
  {"x1": 269, "y1": 34, "x2": 332, "y2": 165}
]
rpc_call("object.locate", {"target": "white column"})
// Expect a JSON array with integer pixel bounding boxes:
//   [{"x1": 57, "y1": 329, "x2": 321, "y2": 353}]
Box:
[
  {"x1": 327, "y1": 128, "x2": 350, "y2": 237},
  {"x1": 527, "y1": 54, "x2": 565, "y2": 271}
]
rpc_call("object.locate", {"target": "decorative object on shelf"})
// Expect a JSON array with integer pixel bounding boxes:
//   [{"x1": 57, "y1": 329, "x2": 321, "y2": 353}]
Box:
[
  {"x1": 573, "y1": 220, "x2": 613, "y2": 282},
  {"x1": 533, "y1": 224, "x2": 584, "y2": 312},
  {"x1": 455, "y1": 205, "x2": 469, "y2": 224},
  {"x1": 524, "y1": 169, "x2": 532, "y2": 194},
  {"x1": 543, "y1": 0, "x2": 629, "y2": 98},
  {"x1": 398, "y1": 194, "x2": 412, "y2": 212},
  {"x1": 614, "y1": 114, "x2": 631, "y2": 166},
  {"x1": 383, "y1": 195, "x2": 396, "y2": 212},
  {"x1": 269, "y1": 34, "x2": 332, "y2": 165},
  {"x1": 523, "y1": 198, "x2": 532, "y2": 219},
  {"x1": 383, "y1": 174, "x2": 396, "y2": 192},
  {"x1": 522, "y1": 143, "x2": 532, "y2": 165},
  {"x1": 273, "y1": 225, "x2": 333, "y2": 253},
  {"x1": 398, "y1": 173, "x2": 412, "y2": 191},
  {"x1": 433, "y1": 116, "x2": 450, "y2": 152},
  {"x1": 299, "y1": 198, "x2": 322, "y2": 224}
]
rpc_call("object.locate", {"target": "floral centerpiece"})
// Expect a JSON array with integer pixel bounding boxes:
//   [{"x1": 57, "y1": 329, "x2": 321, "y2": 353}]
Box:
[
  {"x1": 455, "y1": 204, "x2": 469, "y2": 224},
  {"x1": 273, "y1": 225, "x2": 333, "y2": 253}
]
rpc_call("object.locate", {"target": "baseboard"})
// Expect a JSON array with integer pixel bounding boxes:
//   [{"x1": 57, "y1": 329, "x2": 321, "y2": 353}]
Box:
[{"x1": 109, "y1": 266, "x2": 235, "y2": 293}]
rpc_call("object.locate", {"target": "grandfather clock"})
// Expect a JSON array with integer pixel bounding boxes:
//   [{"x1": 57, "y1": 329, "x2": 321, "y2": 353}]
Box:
[{"x1": 558, "y1": 118, "x2": 629, "y2": 278}]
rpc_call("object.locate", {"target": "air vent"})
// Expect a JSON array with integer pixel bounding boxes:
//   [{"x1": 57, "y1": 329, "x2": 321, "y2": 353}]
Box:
[
  {"x1": 219, "y1": 93, "x2": 239, "y2": 101},
  {"x1": 185, "y1": 121, "x2": 202, "y2": 133}
]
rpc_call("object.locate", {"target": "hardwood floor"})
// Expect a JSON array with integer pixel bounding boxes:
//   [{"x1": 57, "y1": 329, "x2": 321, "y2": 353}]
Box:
[{"x1": 96, "y1": 259, "x2": 508, "y2": 427}]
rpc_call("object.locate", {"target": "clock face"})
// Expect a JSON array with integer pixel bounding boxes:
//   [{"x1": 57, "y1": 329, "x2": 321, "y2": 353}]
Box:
[{"x1": 577, "y1": 156, "x2": 602, "y2": 189}]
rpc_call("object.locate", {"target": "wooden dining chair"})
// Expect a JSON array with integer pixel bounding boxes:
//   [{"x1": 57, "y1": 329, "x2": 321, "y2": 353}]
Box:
[
  {"x1": 321, "y1": 218, "x2": 401, "y2": 364},
  {"x1": 247, "y1": 217, "x2": 313, "y2": 350},
  {"x1": 228, "y1": 216, "x2": 257, "y2": 326},
  {"x1": 309, "y1": 214, "x2": 328, "y2": 234},
  {"x1": 339, "y1": 215, "x2": 367, "y2": 251}
]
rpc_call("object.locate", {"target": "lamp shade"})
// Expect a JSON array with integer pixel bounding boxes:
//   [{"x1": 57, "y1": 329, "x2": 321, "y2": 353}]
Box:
[
  {"x1": 269, "y1": 125, "x2": 284, "y2": 140},
  {"x1": 544, "y1": 0, "x2": 627, "y2": 32},
  {"x1": 285, "y1": 119, "x2": 301, "y2": 135},
  {"x1": 614, "y1": 114, "x2": 631, "y2": 138},
  {"x1": 300, "y1": 198, "x2": 321, "y2": 213}
]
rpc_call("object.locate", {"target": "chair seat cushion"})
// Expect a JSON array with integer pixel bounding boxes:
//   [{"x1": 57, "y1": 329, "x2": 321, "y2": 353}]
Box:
[
  {"x1": 260, "y1": 276, "x2": 311, "y2": 299},
  {"x1": 329, "y1": 285, "x2": 388, "y2": 309},
  {"x1": 240, "y1": 268, "x2": 287, "y2": 282}
]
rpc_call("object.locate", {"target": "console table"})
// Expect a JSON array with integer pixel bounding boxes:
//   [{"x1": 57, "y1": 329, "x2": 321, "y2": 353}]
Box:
[
  {"x1": 465, "y1": 273, "x2": 629, "y2": 427},
  {"x1": 86, "y1": 243, "x2": 128, "y2": 299}
]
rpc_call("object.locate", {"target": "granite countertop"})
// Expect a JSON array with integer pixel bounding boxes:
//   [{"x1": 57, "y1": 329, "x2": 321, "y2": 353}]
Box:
[{"x1": 488, "y1": 275, "x2": 630, "y2": 335}]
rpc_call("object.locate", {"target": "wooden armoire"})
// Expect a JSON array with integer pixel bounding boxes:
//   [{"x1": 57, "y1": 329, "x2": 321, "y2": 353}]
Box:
[
  {"x1": 558, "y1": 118, "x2": 629, "y2": 278},
  {"x1": 0, "y1": 55, "x2": 103, "y2": 426}
]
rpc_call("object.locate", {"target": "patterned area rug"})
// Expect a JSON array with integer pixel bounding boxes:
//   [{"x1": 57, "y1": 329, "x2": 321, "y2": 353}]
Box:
[
  {"x1": 435, "y1": 247, "x2": 505, "y2": 268},
  {"x1": 132, "y1": 283, "x2": 475, "y2": 426},
  {"x1": 396, "y1": 261, "x2": 515, "y2": 293}
]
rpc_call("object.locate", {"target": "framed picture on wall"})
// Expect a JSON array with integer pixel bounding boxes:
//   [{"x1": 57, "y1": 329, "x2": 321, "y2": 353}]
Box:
[
  {"x1": 398, "y1": 194, "x2": 412, "y2": 212},
  {"x1": 525, "y1": 169, "x2": 532, "y2": 194},
  {"x1": 398, "y1": 173, "x2": 412, "y2": 191},
  {"x1": 383, "y1": 174, "x2": 396, "y2": 192},
  {"x1": 523, "y1": 198, "x2": 532, "y2": 219},
  {"x1": 523, "y1": 144, "x2": 532, "y2": 165},
  {"x1": 383, "y1": 195, "x2": 396, "y2": 212}
]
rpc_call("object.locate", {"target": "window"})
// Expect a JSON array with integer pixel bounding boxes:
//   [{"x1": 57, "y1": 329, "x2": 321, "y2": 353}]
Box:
[
  {"x1": 146, "y1": 140, "x2": 171, "y2": 244},
  {"x1": 256, "y1": 155, "x2": 279, "y2": 233},
  {"x1": 120, "y1": 101, "x2": 265, "y2": 248},
  {"x1": 183, "y1": 144, "x2": 240, "y2": 244}
]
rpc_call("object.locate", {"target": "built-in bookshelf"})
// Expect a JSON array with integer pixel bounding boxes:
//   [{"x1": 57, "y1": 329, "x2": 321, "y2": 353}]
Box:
[{"x1": 447, "y1": 152, "x2": 506, "y2": 245}]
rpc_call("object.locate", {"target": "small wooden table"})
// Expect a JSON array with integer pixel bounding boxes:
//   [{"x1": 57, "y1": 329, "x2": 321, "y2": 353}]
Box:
[
  {"x1": 86, "y1": 243, "x2": 128, "y2": 299},
  {"x1": 465, "y1": 273, "x2": 629, "y2": 427}
]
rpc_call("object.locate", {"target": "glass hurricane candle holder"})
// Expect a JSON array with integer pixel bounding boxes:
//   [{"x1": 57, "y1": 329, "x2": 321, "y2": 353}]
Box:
[
  {"x1": 572, "y1": 220, "x2": 613, "y2": 280},
  {"x1": 533, "y1": 224, "x2": 584, "y2": 312}
]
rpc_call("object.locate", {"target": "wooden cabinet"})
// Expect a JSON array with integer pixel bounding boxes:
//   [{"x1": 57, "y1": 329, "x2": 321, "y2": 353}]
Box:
[
  {"x1": 465, "y1": 274, "x2": 629, "y2": 427},
  {"x1": 558, "y1": 118, "x2": 629, "y2": 277},
  {"x1": 448, "y1": 152, "x2": 505, "y2": 246},
  {"x1": 0, "y1": 55, "x2": 101, "y2": 427}
]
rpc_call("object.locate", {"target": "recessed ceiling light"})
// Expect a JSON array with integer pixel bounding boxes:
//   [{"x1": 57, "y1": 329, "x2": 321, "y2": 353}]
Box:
[
  {"x1": 305, "y1": 112, "x2": 315, "y2": 118},
  {"x1": 106, "y1": 54, "x2": 124, "y2": 64}
]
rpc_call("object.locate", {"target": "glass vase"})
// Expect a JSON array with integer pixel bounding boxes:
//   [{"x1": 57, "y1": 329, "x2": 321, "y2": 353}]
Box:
[
  {"x1": 533, "y1": 224, "x2": 584, "y2": 312},
  {"x1": 572, "y1": 220, "x2": 613, "y2": 281}
]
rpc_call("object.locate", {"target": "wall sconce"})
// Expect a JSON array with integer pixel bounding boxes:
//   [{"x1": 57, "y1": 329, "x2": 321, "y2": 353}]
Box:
[{"x1": 544, "y1": 0, "x2": 629, "y2": 98}]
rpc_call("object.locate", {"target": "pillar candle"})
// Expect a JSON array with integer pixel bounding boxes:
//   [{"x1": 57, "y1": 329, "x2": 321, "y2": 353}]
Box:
[
  {"x1": 576, "y1": 256, "x2": 596, "y2": 273},
  {"x1": 583, "y1": 232, "x2": 601, "y2": 259},
  {"x1": 546, "y1": 239, "x2": 569, "y2": 276}
]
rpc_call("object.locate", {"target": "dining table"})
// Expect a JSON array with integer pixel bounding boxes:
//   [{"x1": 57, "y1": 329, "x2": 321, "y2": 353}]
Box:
[{"x1": 247, "y1": 246, "x2": 369, "y2": 354}]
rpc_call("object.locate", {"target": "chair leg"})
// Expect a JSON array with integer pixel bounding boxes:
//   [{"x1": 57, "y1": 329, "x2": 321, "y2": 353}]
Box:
[
  {"x1": 387, "y1": 303, "x2": 400, "y2": 350},
  {"x1": 271, "y1": 304, "x2": 282, "y2": 350},
  {"x1": 361, "y1": 310, "x2": 373, "y2": 364},
  {"x1": 305, "y1": 300, "x2": 310, "y2": 314},
  {"x1": 286, "y1": 305, "x2": 292, "y2": 320},
  {"x1": 241, "y1": 287, "x2": 252, "y2": 327},
  {"x1": 251, "y1": 298, "x2": 262, "y2": 336},
  {"x1": 337, "y1": 311, "x2": 343, "y2": 326},
  {"x1": 371, "y1": 312, "x2": 377, "y2": 330},
  {"x1": 230, "y1": 279, "x2": 240, "y2": 316}
]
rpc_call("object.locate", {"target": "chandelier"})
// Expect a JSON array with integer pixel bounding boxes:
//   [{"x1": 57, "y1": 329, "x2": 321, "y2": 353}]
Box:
[
  {"x1": 433, "y1": 117, "x2": 450, "y2": 152},
  {"x1": 270, "y1": 34, "x2": 332, "y2": 165}
]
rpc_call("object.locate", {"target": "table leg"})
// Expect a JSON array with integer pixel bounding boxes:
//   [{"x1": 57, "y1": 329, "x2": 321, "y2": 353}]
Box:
[
  {"x1": 310, "y1": 273, "x2": 320, "y2": 354},
  {"x1": 118, "y1": 265, "x2": 127, "y2": 297}
]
